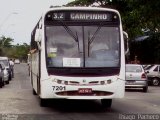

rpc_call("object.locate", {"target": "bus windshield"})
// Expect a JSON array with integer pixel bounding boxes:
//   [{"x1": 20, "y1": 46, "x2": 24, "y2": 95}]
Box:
[{"x1": 46, "y1": 23, "x2": 120, "y2": 68}]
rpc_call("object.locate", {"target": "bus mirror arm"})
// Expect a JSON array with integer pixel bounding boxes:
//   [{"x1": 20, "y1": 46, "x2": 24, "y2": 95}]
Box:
[{"x1": 125, "y1": 48, "x2": 129, "y2": 55}]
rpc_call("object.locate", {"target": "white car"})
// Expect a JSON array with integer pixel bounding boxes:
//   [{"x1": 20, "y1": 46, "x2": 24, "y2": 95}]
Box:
[
  {"x1": 0, "y1": 57, "x2": 12, "y2": 80},
  {"x1": 0, "y1": 63, "x2": 5, "y2": 88},
  {"x1": 146, "y1": 65, "x2": 160, "y2": 86},
  {"x1": 0, "y1": 62, "x2": 9, "y2": 84},
  {"x1": 125, "y1": 64, "x2": 148, "y2": 92},
  {"x1": 14, "y1": 59, "x2": 20, "y2": 64}
]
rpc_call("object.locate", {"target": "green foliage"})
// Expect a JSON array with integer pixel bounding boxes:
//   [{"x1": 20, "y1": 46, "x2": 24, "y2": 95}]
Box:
[
  {"x1": 0, "y1": 35, "x2": 30, "y2": 62},
  {"x1": 130, "y1": 33, "x2": 160, "y2": 64},
  {"x1": 13, "y1": 43, "x2": 30, "y2": 61},
  {"x1": 67, "y1": 0, "x2": 160, "y2": 38},
  {"x1": 66, "y1": 0, "x2": 112, "y2": 7},
  {"x1": 0, "y1": 36, "x2": 13, "y2": 48},
  {"x1": 0, "y1": 36, "x2": 13, "y2": 56}
]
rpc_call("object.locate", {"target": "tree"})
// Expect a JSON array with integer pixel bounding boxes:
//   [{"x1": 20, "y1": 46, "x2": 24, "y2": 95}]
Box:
[
  {"x1": 67, "y1": 0, "x2": 160, "y2": 38},
  {"x1": 67, "y1": 0, "x2": 113, "y2": 7},
  {"x1": 12, "y1": 43, "x2": 30, "y2": 62},
  {"x1": 0, "y1": 36, "x2": 13, "y2": 55},
  {"x1": 0, "y1": 35, "x2": 30, "y2": 62}
]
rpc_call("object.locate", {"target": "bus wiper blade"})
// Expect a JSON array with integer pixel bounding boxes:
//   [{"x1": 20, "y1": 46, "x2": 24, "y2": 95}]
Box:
[
  {"x1": 87, "y1": 23, "x2": 103, "y2": 57},
  {"x1": 58, "y1": 20, "x2": 80, "y2": 52},
  {"x1": 88, "y1": 25, "x2": 102, "y2": 45},
  {"x1": 59, "y1": 21, "x2": 79, "y2": 42}
]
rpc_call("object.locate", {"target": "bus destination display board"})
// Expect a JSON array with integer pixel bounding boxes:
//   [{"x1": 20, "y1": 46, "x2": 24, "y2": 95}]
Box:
[{"x1": 45, "y1": 11, "x2": 118, "y2": 22}]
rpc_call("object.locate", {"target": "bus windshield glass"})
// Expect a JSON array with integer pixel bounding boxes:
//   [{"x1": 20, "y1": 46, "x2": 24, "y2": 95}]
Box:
[
  {"x1": 44, "y1": 11, "x2": 120, "y2": 75},
  {"x1": 46, "y1": 24, "x2": 120, "y2": 68}
]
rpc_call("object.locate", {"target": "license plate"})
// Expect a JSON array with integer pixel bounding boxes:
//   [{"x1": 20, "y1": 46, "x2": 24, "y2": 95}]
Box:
[
  {"x1": 127, "y1": 81, "x2": 135, "y2": 84},
  {"x1": 78, "y1": 88, "x2": 92, "y2": 94}
]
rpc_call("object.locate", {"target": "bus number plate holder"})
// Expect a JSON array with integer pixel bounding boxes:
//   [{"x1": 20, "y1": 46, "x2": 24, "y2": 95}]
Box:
[{"x1": 78, "y1": 88, "x2": 92, "y2": 94}]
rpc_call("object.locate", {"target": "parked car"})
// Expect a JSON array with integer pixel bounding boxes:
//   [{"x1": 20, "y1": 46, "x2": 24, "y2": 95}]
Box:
[
  {"x1": 143, "y1": 64, "x2": 154, "y2": 71},
  {"x1": 145, "y1": 65, "x2": 160, "y2": 86},
  {"x1": 125, "y1": 64, "x2": 148, "y2": 92},
  {"x1": 14, "y1": 59, "x2": 20, "y2": 64},
  {"x1": 0, "y1": 63, "x2": 5, "y2": 88},
  {"x1": 0, "y1": 62, "x2": 9, "y2": 84},
  {"x1": 0, "y1": 57, "x2": 13, "y2": 80}
]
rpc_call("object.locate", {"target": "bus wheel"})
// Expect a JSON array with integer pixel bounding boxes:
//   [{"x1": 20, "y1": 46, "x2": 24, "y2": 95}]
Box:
[
  {"x1": 40, "y1": 99, "x2": 47, "y2": 107},
  {"x1": 101, "y1": 99, "x2": 112, "y2": 108},
  {"x1": 5, "y1": 80, "x2": 9, "y2": 84},
  {"x1": 33, "y1": 89, "x2": 37, "y2": 95}
]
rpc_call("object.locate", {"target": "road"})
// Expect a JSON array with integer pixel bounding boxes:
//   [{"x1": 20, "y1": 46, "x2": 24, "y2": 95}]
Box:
[{"x1": 0, "y1": 63, "x2": 160, "y2": 120}]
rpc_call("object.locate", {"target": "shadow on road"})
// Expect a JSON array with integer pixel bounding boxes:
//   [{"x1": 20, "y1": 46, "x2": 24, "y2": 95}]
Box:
[
  {"x1": 125, "y1": 88, "x2": 145, "y2": 93},
  {"x1": 39, "y1": 99, "x2": 115, "y2": 113}
]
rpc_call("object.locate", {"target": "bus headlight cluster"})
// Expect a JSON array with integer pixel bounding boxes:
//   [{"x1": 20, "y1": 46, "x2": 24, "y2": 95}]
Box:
[
  {"x1": 100, "y1": 79, "x2": 112, "y2": 85},
  {"x1": 53, "y1": 78, "x2": 113, "y2": 85},
  {"x1": 52, "y1": 78, "x2": 68, "y2": 85}
]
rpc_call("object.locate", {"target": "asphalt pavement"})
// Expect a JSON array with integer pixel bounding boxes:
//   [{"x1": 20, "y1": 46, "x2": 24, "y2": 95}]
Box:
[{"x1": 0, "y1": 63, "x2": 160, "y2": 120}]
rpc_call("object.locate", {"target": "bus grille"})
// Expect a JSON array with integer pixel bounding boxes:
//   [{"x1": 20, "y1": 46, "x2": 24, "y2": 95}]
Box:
[{"x1": 55, "y1": 91, "x2": 113, "y2": 96}]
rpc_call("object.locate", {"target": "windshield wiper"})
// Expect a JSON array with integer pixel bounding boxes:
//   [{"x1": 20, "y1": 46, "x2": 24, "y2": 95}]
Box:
[
  {"x1": 58, "y1": 20, "x2": 80, "y2": 52},
  {"x1": 58, "y1": 21, "x2": 78, "y2": 42},
  {"x1": 87, "y1": 23, "x2": 103, "y2": 56},
  {"x1": 88, "y1": 24, "x2": 102, "y2": 45}
]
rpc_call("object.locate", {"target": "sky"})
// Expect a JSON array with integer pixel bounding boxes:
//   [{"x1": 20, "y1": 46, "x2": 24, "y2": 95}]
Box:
[{"x1": 0, "y1": 0, "x2": 74, "y2": 45}]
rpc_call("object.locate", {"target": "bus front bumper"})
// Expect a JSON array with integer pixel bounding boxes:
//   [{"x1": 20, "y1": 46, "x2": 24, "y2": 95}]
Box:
[{"x1": 40, "y1": 80, "x2": 125, "y2": 100}]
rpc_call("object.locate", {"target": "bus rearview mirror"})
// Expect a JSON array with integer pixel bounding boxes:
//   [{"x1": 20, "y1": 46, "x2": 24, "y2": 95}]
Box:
[
  {"x1": 35, "y1": 29, "x2": 42, "y2": 42},
  {"x1": 123, "y1": 31, "x2": 129, "y2": 55}
]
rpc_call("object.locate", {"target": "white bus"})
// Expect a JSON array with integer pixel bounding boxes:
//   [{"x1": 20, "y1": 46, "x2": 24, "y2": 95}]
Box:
[{"x1": 30, "y1": 7, "x2": 126, "y2": 107}]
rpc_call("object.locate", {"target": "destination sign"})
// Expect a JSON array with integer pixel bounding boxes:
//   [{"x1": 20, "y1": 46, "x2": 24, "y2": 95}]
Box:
[
  {"x1": 70, "y1": 13, "x2": 109, "y2": 20},
  {"x1": 45, "y1": 11, "x2": 118, "y2": 22}
]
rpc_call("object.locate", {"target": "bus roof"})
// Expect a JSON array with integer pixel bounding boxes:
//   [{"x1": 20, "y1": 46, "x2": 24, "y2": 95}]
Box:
[
  {"x1": 32, "y1": 6, "x2": 122, "y2": 37},
  {"x1": 42, "y1": 6, "x2": 120, "y2": 17}
]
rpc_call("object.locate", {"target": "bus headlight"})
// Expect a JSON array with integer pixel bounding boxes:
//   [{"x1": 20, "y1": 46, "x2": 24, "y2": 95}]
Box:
[
  {"x1": 100, "y1": 79, "x2": 112, "y2": 85},
  {"x1": 57, "y1": 79, "x2": 62, "y2": 84},
  {"x1": 52, "y1": 78, "x2": 68, "y2": 85},
  {"x1": 52, "y1": 78, "x2": 61, "y2": 83},
  {"x1": 107, "y1": 79, "x2": 112, "y2": 84},
  {"x1": 64, "y1": 81, "x2": 68, "y2": 85},
  {"x1": 100, "y1": 81, "x2": 105, "y2": 85}
]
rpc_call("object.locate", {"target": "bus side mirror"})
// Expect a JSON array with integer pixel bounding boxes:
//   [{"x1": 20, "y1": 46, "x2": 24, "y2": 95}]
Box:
[
  {"x1": 35, "y1": 29, "x2": 42, "y2": 50},
  {"x1": 123, "y1": 31, "x2": 129, "y2": 55},
  {"x1": 35, "y1": 29, "x2": 42, "y2": 42}
]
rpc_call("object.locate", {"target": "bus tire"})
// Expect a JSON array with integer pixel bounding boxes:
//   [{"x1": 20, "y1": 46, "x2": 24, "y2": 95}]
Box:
[
  {"x1": 101, "y1": 99, "x2": 112, "y2": 108},
  {"x1": 40, "y1": 99, "x2": 47, "y2": 107},
  {"x1": 33, "y1": 89, "x2": 37, "y2": 95},
  {"x1": 5, "y1": 80, "x2": 9, "y2": 84}
]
